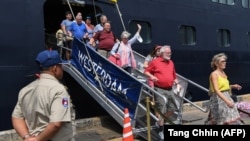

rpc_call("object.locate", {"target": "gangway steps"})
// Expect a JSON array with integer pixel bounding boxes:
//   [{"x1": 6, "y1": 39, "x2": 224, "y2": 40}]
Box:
[{"x1": 62, "y1": 38, "x2": 171, "y2": 140}]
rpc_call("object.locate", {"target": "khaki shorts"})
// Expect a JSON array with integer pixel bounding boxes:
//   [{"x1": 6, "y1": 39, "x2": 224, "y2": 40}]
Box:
[
  {"x1": 154, "y1": 87, "x2": 179, "y2": 114},
  {"x1": 97, "y1": 49, "x2": 109, "y2": 58}
]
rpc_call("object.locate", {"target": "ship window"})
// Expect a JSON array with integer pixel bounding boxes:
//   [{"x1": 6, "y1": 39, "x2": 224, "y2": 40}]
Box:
[
  {"x1": 242, "y1": 0, "x2": 250, "y2": 8},
  {"x1": 217, "y1": 29, "x2": 231, "y2": 47},
  {"x1": 212, "y1": 0, "x2": 235, "y2": 5},
  {"x1": 179, "y1": 25, "x2": 196, "y2": 45},
  {"x1": 128, "y1": 20, "x2": 151, "y2": 44}
]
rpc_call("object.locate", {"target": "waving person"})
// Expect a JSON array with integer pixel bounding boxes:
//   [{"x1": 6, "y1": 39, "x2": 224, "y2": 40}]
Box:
[{"x1": 110, "y1": 24, "x2": 142, "y2": 73}]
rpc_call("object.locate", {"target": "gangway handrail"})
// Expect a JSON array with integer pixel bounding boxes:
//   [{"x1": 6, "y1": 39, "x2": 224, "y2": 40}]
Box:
[
  {"x1": 55, "y1": 37, "x2": 168, "y2": 136},
  {"x1": 63, "y1": 63, "x2": 125, "y2": 120},
  {"x1": 48, "y1": 33, "x2": 205, "y2": 140},
  {"x1": 176, "y1": 74, "x2": 209, "y2": 93},
  {"x1": 49, "y1": 32, "x2": 209, "y2": 114},
  {"x1": 133, "y1": 50, "x2": 209, "y2": 113},
  {"x1": 47, "y1": 32, "x2": 168, "y2": 121},
  {"x1": 177, "y1": 74, "x2": 210, "y2": 112},
  {"x1": 46, "y1": 33, "x2": 196, "y2": 140},
  {"x1": 183, "y1": 97, "x2": 209, "y2": 113}
]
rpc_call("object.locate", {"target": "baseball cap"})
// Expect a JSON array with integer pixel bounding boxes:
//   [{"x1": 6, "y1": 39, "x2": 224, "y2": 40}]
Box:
[{"x1": 36, "y1": 50, "x2": 69, "y2": 68}]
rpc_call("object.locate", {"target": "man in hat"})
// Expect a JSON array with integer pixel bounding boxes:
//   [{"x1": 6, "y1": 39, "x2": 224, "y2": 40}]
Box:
[{"x1": 12, "y1": 50, "x2": 75, "y2": 141}]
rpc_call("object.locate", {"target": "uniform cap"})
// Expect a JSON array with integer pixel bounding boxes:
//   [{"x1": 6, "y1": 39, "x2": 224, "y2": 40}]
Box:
[{"x1": 36, "y1": 50, "x2": 68, "y2": 67}]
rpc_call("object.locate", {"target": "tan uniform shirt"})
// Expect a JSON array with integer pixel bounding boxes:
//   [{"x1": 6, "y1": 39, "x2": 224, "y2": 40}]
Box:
[{"x1": 12, "y1": 73, "x2": 75, "y2": 141}]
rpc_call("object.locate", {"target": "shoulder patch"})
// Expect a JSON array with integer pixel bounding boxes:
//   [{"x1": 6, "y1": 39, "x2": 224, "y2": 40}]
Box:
[{"x1": 62, "y1": 97, "x2": 69, "y2": 108}]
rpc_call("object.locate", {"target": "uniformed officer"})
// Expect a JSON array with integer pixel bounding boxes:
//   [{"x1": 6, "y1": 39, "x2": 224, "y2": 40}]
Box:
[{"x1": 12, "y1": 50, "x2": 75, "y2": 141}]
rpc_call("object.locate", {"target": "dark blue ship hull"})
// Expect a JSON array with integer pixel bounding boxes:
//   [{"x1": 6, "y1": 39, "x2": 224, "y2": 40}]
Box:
[{"x1": 1, "y1": 0, "x2": 250, "y2": 130}]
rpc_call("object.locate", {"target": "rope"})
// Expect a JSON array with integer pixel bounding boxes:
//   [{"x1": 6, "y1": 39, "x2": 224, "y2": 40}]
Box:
[
  {"x1": 66, "y1": 0, "x2": 76, "y2": 20},
  {"x1": 115, "y1": 3, "x2": 126, "y2": 31},
  {"x1": 92, "y1": 0, "x2": 98, "y2": 25},
  {"x1": 65, "y1": 0, "x2": 104, "y2": 92}
]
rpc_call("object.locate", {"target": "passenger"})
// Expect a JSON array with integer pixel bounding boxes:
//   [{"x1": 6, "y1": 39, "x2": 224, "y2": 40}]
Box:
[
  {"x1": 93, "y1": 14, "x2": 107, "y2": 35},
  {"x1": 91, "y1": 14, "x2": 108, "y2": 47},
  {"x1": 144, "y1": 45, "x2": 180, "y2": 139},
  {"x1": 68, "y1": 14, "x2": 88, "y2": 41},
  {"x1": 206, "y1": 53, "x2": 243, "y2": 125},
  {"x1": 60, "y1": 11, "x2": 73, "y2": 60},
  {"x1": 12, "y1": 50, "x2": 75, "y2": 141},
  {"x1": 143, "y1": 45, "x2": 162, "y2": 87},
  {"x1": 143, "y1": 45, "x2": 162, "y2": 69},
  {"x1": 110, "y1": 24, "x2": 142, "y2": 73},
  {"x1": 61, "y1": 11, "x2": 73, "y2": 38},
  {"x1": 85, "y1": 16, "x2": 95, "y2": 40},
  {"x1": 73, "y1": 12, "x2": 85, "y2": 24},
  {"x1": 89, "y1": 21, "x2": 118, "y2": 58}
]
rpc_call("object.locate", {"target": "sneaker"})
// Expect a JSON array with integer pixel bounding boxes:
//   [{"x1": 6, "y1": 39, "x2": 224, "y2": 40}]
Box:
[{"x1": 158, "y1": 131, "x2": 164, "y2": 140}]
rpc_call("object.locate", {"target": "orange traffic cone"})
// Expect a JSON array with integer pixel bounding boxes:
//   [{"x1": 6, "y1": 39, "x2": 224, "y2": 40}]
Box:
[{"x1": 122, "y1": 108, "x2": 134, "y2": 141}]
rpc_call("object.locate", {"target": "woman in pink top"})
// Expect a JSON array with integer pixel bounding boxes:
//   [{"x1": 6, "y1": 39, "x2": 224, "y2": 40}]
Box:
[{"x1": 110, "y1": 24, "x2": 142, "y2": 73}]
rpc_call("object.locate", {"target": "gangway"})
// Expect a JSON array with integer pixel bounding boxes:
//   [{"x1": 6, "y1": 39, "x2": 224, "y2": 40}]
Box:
[
  {"x1": 61, "y1": 38, "x2": 170, "y2": 140},
  {"x1": 52, "y1": 34, "x2": 209, "y2": 140}
]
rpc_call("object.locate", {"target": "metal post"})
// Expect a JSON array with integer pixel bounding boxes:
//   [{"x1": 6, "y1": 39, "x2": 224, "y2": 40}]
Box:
[{"x1": 146, "y1": 97, "x2": 151, "y2": 141}]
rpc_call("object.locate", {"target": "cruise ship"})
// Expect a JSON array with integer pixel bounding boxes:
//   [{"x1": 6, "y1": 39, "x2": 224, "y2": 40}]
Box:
[{"x1": 1, "y1": 1, "x2": 250, "y2": 140}]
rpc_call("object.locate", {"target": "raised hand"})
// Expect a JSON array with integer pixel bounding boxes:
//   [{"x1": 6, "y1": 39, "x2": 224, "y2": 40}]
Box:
[{"x1": 137, "y1": 24, "x2": 141, "y2": 30}]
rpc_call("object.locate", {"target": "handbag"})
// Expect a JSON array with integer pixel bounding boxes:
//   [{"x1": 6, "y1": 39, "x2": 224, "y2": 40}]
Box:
[
  {"x1": 108, "y1": 43, "x2": 121, "y2": 66},
  {"x1": 108, "y1": 54, "x2": 121, "y2": 66}
]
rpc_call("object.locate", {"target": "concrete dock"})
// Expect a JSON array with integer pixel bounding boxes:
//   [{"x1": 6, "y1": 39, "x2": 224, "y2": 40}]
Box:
[{"x1": 1, "y1": 94, "x2": 250, "y2": 141}]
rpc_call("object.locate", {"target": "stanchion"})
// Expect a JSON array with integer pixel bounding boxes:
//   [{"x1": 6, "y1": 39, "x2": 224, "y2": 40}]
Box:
[{"x1": 146, "y1": 97, "x2": 151, "y2": 141}]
